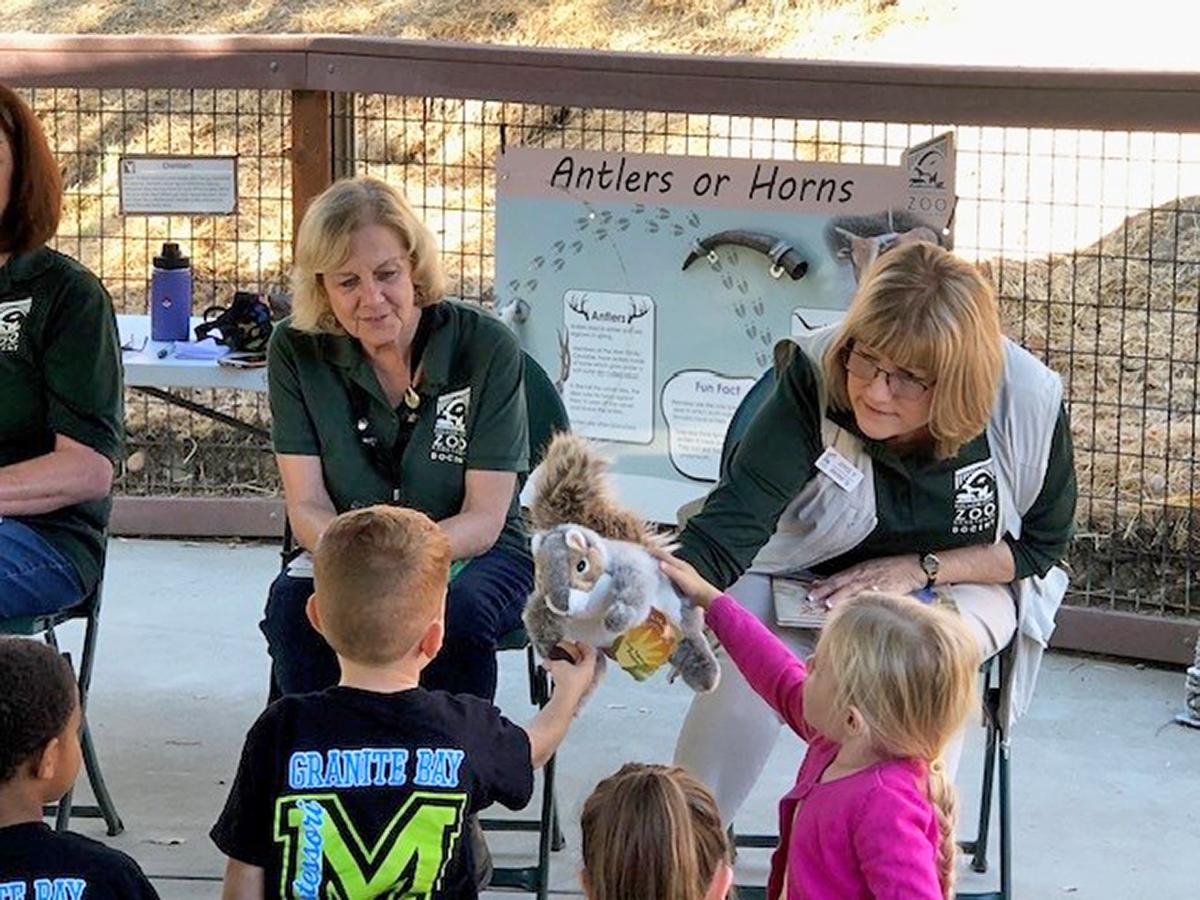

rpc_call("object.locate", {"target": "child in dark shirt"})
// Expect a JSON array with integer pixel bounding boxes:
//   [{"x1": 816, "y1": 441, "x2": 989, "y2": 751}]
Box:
[
  {"x1": 212, "y1": 505, "x2": 599, "y2": 900},
  {"x1": 0, "y1": 637, "x2": 160, "y2": 899}
]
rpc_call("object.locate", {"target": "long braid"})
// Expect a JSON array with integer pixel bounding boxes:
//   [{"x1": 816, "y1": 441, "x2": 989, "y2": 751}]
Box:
[{"x1": 925, "y1": 757, "x2": 959, "y2": 900}]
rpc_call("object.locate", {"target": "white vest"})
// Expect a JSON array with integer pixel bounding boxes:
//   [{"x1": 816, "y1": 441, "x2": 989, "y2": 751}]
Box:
[{"x1": 751, "y1": 326, "x2": 1069, "y2": 727}]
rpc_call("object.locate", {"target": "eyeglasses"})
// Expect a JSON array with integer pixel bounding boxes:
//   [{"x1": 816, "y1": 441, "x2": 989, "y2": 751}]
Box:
[
  {"x1": 842, "y1": 346, "x2": 932, "y2": 401},
  {"x1": 120, "y1": 335, "x2": 147, "y2": 353}
]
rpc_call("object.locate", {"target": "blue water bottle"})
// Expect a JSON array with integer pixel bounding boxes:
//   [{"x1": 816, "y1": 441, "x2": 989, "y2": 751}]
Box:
[{"x1": 149, "y1": 242, "x2": 192, "y2": 341}]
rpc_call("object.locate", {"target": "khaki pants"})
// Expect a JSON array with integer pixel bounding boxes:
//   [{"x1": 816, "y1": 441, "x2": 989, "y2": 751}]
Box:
[{"x1": 673, "y1": 573, "x2": 1016, "y2": 824}]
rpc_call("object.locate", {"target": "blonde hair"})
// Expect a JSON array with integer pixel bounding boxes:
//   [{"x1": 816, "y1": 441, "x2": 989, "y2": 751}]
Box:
[
  {"x1": 312, "y1": 505, "x2": 452, "y2": 666},
  {"x1": 581, "y1": 763, "x2": 732, "y2": 900},
  {"x1": 821, "y1": 241, "x2": 1004, "y2": 459},
  {"x1": 816, "y1": 591, "x2": 981, "y2": 899},
  {"x1": 290, "y1": 177, "x2": 446, "y2": 334}
]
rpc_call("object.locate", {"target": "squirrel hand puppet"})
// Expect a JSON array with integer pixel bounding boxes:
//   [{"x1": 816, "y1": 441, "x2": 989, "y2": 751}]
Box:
[{"x1": 523, "y1": 433, "x2": 720, "y2": 695}]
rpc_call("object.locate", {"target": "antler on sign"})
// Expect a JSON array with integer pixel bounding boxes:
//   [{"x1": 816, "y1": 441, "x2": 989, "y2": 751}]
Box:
[
  {"x1": 567, "y1": 295, "x2": 590, "y2": 320},
  {"x1": 626, "y1": 298, "x2": 650, "y2": 324}
]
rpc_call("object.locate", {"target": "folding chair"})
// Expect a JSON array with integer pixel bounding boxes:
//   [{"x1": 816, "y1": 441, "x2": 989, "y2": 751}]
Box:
[
  {"x1": 955, "y1": 648, "x2": 1012, "y2": 900},
  {"x1": 481, "y1": 351, "x2": 569, "y2": 900},
  {"x1": 0, "y1": 565, "x2": 125, "y2": 836}
]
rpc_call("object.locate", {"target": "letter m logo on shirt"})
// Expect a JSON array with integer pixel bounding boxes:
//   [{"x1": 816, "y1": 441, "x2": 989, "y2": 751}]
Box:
[{"x1": 274, "y1": 791, "x2": 468, "y2": 899}]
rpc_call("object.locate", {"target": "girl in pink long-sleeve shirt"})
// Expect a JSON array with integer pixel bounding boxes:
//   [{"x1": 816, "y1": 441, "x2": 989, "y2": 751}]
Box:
[{"x1": 661, "y1": 556, "x2": 981, "y2": 900}]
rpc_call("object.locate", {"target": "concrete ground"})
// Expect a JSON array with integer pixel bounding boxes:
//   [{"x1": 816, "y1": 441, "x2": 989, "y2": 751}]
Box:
[{"x1": 43, "y1": 538, "x2": 1200, "y2": 898}]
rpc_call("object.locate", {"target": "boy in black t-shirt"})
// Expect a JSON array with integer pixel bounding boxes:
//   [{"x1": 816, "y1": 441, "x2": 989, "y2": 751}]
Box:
[
  {"x1": 212, "y1": 505, "x2": 599, "y2": 899},
  {"x1": 0, "y1": 638, "x2": 160, "y2": 899}
]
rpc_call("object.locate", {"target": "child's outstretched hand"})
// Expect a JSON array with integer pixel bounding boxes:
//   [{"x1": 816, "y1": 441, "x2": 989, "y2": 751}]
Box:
[
  {"x1": 544, "y1": 641, "x2": 601, "y2": 704},
  {"x1": 656, "y1": 553, "x2": 722, "y2": 610}
]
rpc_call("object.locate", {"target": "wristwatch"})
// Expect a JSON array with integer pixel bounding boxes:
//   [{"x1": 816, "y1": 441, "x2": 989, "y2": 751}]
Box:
[{"x1": 919, "y1": 552, "x2": 941, "y2": 589}]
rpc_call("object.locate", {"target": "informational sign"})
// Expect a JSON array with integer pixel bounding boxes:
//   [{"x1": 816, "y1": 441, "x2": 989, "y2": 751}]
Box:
[
  {"x1": 119, "y1": 155, "x2": 238, "y2": 215},
  {"x1": 661, "y1": 370, "x2": 757, "y2": 481},
  {"x1": 498, "y1": 138, "x2": 954, "y2": 522},
  {"x1": 561, "y1": 290, "x2": 656, "y2": 443}
]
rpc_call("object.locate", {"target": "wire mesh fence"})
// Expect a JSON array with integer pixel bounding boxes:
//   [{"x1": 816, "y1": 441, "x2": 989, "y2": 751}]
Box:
[
  {"x1": 22, "y1": 86, "x2": 292, "y2": 498},
  {"x1": 16, "y1": 78, "x2": 1200, "y2": 619}
]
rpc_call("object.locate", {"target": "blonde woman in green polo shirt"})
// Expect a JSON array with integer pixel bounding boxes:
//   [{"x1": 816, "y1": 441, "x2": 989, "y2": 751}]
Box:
[
  {"x1": 262, "y1": 177, "x2": 532, "y2": 702},
  {"x1": 672, "y1": 241, "x2": 1077, "y2": 824},
  {"x1": 0, "y1": 85, "x2": 124, "y2": 619}
]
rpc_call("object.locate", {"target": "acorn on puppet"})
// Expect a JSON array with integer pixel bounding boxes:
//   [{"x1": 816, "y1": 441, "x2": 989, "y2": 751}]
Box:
[{"x1": 523, "y1": 433, "x2": 720, "y2": 696}]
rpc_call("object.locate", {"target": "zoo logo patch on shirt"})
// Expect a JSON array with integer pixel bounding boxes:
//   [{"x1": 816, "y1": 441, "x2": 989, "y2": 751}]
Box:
[
  {"x1": 0, "y1": 298, "x2": 32, "y2": 352},
  {"x1": 952, "y1": 458, "x2": 998, "y2": 536},
  {"x1": 431, "y1": 387, "x2": 471, "y2": 465}
]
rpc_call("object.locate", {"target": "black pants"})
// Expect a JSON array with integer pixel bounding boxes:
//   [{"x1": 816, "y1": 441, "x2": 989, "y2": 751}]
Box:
[{"x1": 261, "y1": 544, "x2": 533, "y2": 701}]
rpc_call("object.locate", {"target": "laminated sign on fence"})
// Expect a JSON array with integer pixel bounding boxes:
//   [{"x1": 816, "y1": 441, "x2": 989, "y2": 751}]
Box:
[{"x1": 497, "y1": 136, "x2": 954, "y2": 523}]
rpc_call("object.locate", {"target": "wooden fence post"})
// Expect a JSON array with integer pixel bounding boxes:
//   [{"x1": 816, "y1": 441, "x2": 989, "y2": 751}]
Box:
[{"x1": 291, "y1": 89, "x2": 333, "y2": 244}]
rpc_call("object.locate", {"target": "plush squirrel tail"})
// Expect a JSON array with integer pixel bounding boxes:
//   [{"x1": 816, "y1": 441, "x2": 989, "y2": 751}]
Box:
[{"x1": 530, "y1": 432, "x2": 657, "y2": 545}]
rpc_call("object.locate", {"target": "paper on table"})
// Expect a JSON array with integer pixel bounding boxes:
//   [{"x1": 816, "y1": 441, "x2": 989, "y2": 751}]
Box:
[
  {"x1": 287, "y1": 551, "x2": 469, "y2": 582},
  {"x1": 174, "y1": 338, "x2": 229, "y2": 360},
  {"x1": 771, "y1": 574, "x2": 829, "y2": 630},
  {"x1": 286, "y1": 551, "x2": 313, "y2": 578}
]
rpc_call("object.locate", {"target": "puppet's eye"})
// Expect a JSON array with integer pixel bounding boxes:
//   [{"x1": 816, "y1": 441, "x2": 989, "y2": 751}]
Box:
[{"x1": 576, "y1": 559, "x2": 588, "y2": 573}]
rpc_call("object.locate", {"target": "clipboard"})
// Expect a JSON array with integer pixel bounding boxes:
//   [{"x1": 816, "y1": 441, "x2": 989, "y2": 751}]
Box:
[{"x1": 771, "y1": 573, "x2": 829, "y2": 629}]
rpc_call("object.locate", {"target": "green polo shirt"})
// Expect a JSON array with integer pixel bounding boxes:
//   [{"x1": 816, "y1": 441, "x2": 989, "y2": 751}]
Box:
[
  {"x1": 0, "y1": 248, "x2": 124, "y2": 592},
  {"x1": 268, "y1": 300, "x2": 530, "y2": 559},
  {"x1": 677, "y1": 351, "x2": 1076, "y2": 589}
]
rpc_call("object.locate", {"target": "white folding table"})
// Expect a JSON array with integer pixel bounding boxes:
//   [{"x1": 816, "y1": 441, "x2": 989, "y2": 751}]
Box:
[{"x1": 117, "y1": 314, "x2": 269, "y2": 440}]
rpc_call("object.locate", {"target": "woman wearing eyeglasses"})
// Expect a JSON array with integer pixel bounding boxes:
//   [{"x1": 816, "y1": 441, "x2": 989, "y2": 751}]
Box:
[
  {"x1": 671, "y1": 240, "x2": 1077, "y2": 824},
  {"x1": 262, "y1": 176, "x2": 531, "y2": 704}
]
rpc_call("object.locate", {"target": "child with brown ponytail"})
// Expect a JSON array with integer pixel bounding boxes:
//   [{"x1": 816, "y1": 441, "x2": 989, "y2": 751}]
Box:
[
  {"x1": 581, "y1": 763, "x2": 734, "y2": 900},
  {"x1": 660, "y1": 555, "x2": 980, "y2": 900}
]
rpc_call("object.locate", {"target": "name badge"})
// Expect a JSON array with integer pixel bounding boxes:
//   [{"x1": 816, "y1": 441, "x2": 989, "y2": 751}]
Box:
[{"x1": 815, "y1": 447, "x2": 863, "y2": 492}]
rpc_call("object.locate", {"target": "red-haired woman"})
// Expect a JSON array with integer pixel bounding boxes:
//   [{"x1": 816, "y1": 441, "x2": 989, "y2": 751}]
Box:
[{"x1": 0, "y1": 84, "x2": 123, "y2": 618}]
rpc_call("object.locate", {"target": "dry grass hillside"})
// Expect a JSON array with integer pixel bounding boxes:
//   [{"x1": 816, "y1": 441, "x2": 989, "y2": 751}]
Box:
[
  {"x1": 0, "y1": 0, "x2": 913, "y2": 57},
  {"x1": 4, "y1": 0, "x2": 1196, "y2": 69}
]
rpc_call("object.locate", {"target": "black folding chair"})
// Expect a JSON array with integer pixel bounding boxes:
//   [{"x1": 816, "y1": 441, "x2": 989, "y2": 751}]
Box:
[
  {"x1": 481, "y1": 626, "x2": 565, "y2": 899},
  {"x1": 955, "y1": 649, "x2": 1012, "y2": 900},
  {"x1": 0, "y1": 569, "x2": 125, "y2": 836}
]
